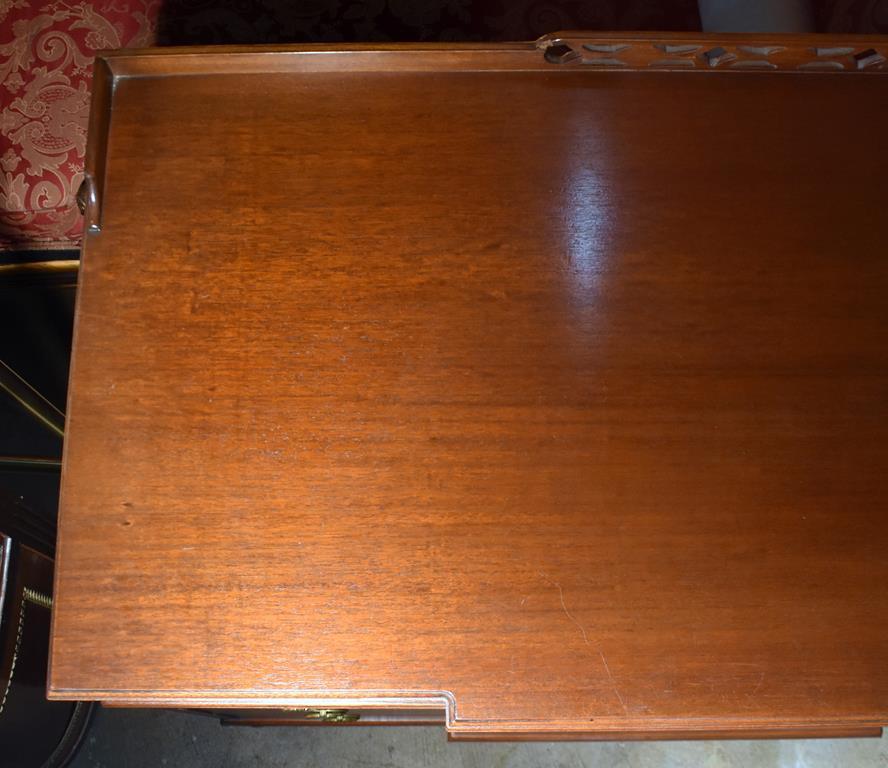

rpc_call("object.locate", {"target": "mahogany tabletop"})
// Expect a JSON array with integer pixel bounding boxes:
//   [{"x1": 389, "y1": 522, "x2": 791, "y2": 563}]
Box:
[{"x1": 49, "y1": 34, "x2": 888, "y2": 739}]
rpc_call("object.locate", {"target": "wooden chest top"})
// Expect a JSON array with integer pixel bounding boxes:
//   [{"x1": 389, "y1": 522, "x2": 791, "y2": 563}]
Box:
[{"x1": 50, "y1": 34, "x2": 888, "y2": 739}]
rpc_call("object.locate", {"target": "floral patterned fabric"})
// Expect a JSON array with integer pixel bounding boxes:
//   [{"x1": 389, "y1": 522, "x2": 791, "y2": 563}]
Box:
[{"x1": 1, "y1": 0, "x2": 159, "y2": 250}]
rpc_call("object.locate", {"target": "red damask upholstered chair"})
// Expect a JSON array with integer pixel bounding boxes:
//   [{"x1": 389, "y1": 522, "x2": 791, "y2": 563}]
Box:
[{"x1": 0, "y1": 1, "x2": 159, "y2": 251}]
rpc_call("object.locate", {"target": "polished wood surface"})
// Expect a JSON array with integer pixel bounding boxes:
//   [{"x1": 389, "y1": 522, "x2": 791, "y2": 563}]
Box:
[{"x1": 50, "y1": 36, "x2": 888, "y2": 739}]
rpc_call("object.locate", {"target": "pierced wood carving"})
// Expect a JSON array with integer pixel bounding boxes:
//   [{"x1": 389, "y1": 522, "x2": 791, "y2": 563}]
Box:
[{"x1": 538, "y1": 33, "x2": 888, "y2": 72}]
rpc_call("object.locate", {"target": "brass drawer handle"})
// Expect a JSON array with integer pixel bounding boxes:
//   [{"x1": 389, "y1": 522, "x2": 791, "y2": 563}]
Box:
[{"x1": 303, "y1": 708, "x2": 360, "y2": 723}]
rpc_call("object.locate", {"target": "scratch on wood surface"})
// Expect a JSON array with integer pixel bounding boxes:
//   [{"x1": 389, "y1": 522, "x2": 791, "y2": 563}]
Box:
[
  {"x1": 556, "y1": 583, "x2": 590, "y2": 645},
  {"x1": 752, "y1": 671, "x2": 765, "y2": 697},
  {"x1": 538, "y1": 571, "x2": 628, "y2": 714},
  {"x1": 598, "y1": 649, "x2": 628, "y2": 714},
  {"x1": 538, "y1": 572, "x2": 589, "y2": 644}
]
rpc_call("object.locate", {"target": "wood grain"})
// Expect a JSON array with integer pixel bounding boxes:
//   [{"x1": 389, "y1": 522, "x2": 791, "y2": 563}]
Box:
[{"x1": 50, "y1": 37, "x2": 888, "y2": 739}]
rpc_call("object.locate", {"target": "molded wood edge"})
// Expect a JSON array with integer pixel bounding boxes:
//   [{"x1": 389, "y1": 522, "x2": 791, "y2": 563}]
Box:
[
  {"x1": 90, "y1": 33, "x2": 888, "y2": 79},
  {"x1": 447, "y1": 727, "x2": 884, "y2": 741},
  {"x1": 81, "y1": 56, "x2": 113, "y2": 234},
  {"x1": 46, "y1": 686, "x2": 887, "y2": 740}
]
